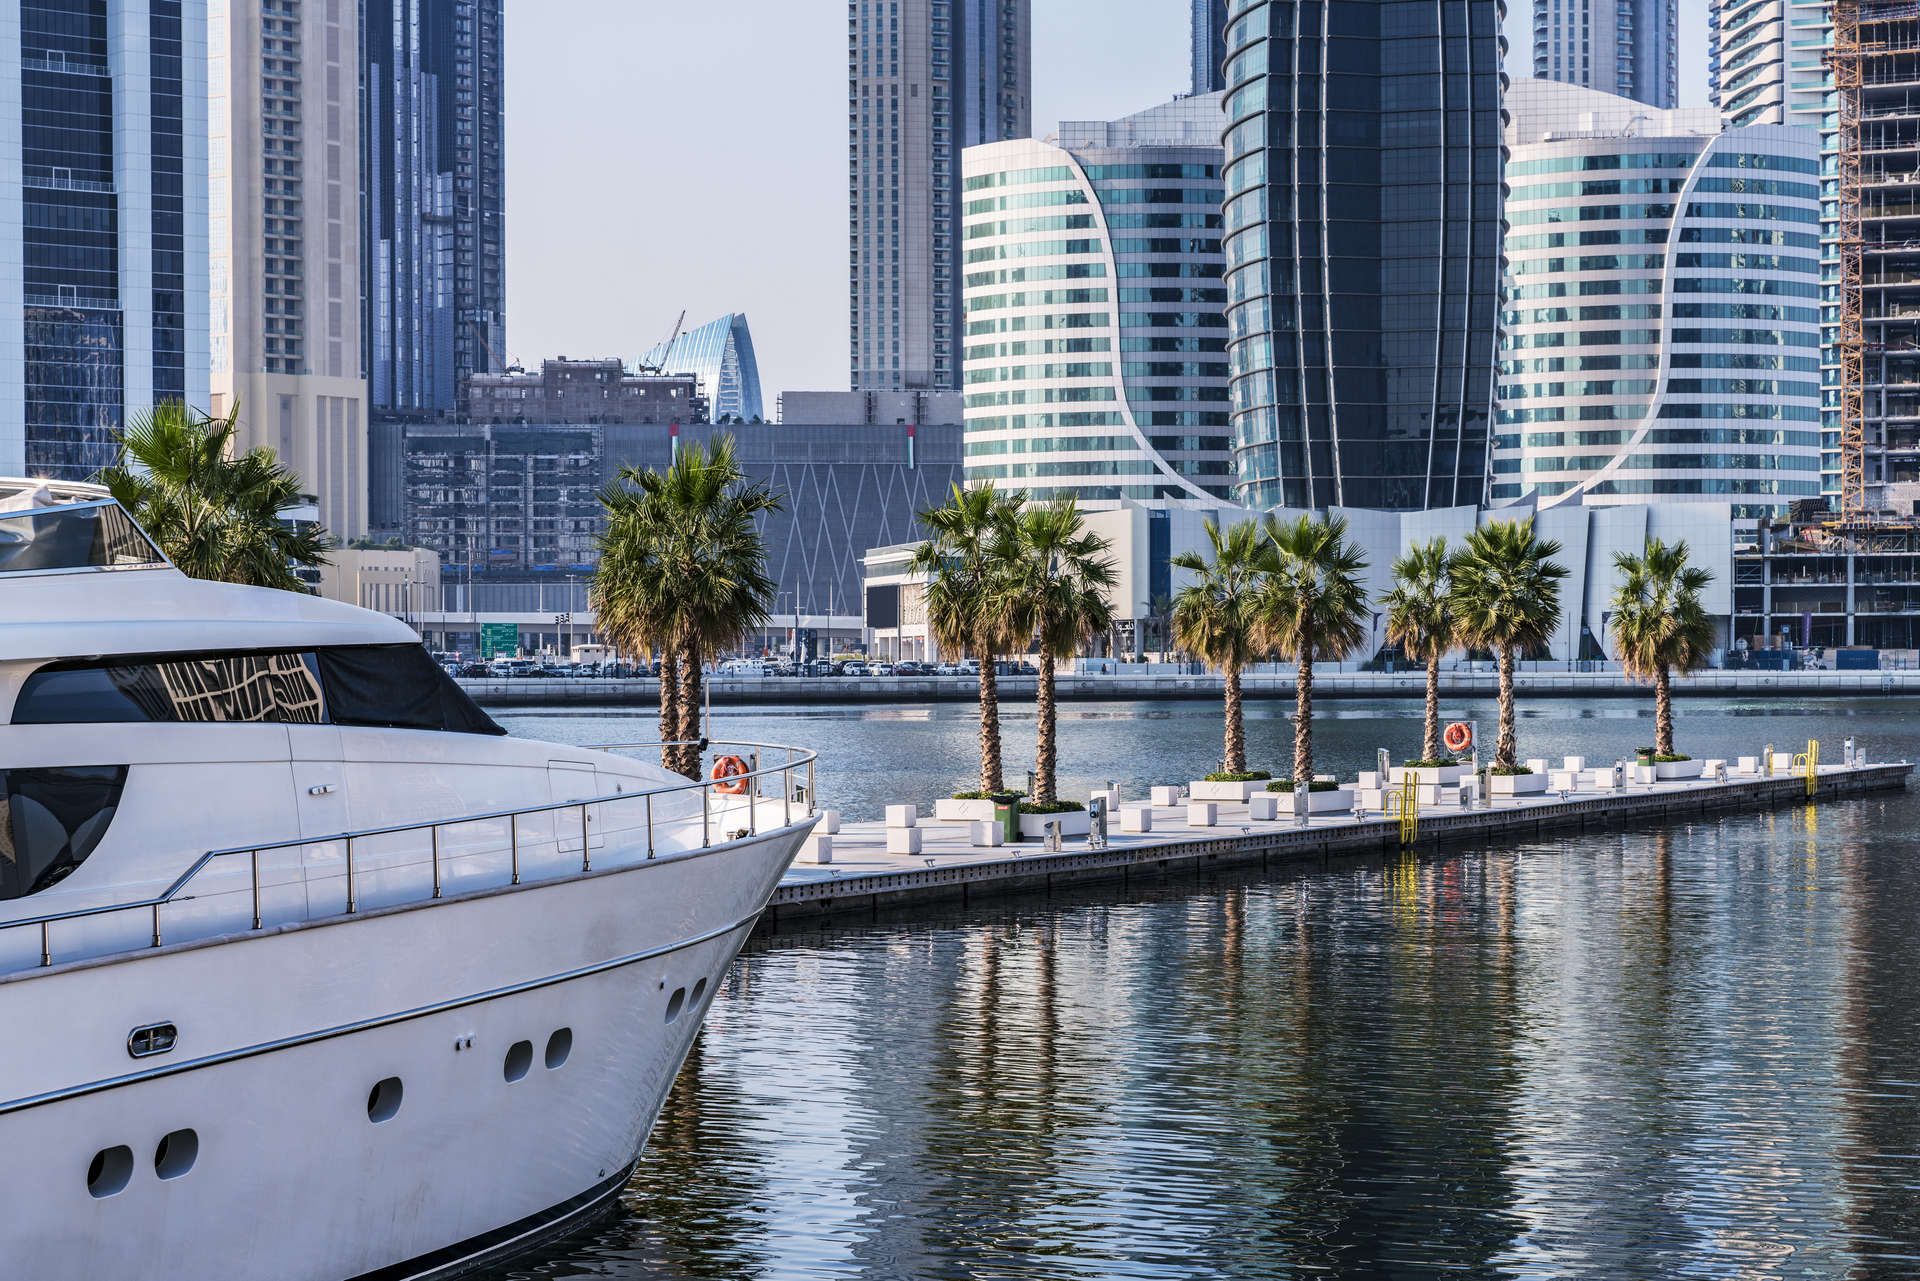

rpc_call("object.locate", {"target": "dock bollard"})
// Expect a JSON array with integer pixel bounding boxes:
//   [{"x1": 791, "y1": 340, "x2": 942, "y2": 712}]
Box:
[
  {"x1": 1044, "y1": 820, "x2": 1062, "y2": 852},
  {"x1": 1087, "y1": 796, "x2": 1108, "y2": 850},
  {"x1": 1845, "y1": 737, "x2": 1856, "y2": 768}
]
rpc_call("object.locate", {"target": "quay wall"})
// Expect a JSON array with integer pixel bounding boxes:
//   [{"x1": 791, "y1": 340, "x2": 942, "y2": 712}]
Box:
[{"x1": 465, "y1": 669, "x2": 1920, "y2": 709}]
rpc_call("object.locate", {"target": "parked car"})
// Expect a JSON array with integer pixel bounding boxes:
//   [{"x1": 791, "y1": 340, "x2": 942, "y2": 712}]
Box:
[
  {"x1": 458, "y1": 661, "x2": 491, "y2": 678},
  {"x1": 936, "y1": 662, "x2": 960, "y2": 676},
  {"x1": 958, "y1": 660, "x2": 980, "y2": 677},
  {"x1": 872, "y1": 663, "x2": 896, "y2": 677},
  {"x1": 893, "y1": 661, "x2": 924, "y2": 676},
  {"x1": 843, "y1": 662, "x2": 869, "y2": 677}
]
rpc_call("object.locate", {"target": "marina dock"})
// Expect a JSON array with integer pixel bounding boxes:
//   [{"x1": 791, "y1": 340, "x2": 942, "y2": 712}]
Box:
[{"x1": 762, "y1": 760, "x2": 1912, "y2": 927}]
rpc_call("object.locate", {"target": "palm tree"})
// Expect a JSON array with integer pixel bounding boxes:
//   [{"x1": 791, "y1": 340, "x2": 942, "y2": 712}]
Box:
[
  {"x1": 1382, "y1": 537, "x2": 1458, "y2": 763},
  {"x1": 97, "y1": 400, "x2": 330, "y2": 590},
  {"x1": 1000, "y1": 497, "x2": 1115, "y2": 806},
  {"x1": 1450, "y1": 517, "x2": 1568, "y2": 771},
  {"x1": 1609, "y1": 537, "x2": 1715, "y2": 759},
  {"x1": 592, "y1": 437, "x2": 780, "y2": 779},
  {"x1": 1172, "y1": 518, "x2": 1277, "y2": 776},
  {"x1": 910, "y1": 484, "x2": 1026, "y2": 795},
  {"x1": 1257, "y1": 514, "x2": 1370, "y2": 787},
  {"x1": 591, "y1": 475, "x2": 681, "y2": 769}
]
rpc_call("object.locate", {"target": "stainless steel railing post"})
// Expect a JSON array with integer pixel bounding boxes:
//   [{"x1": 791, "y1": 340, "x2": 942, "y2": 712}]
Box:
[
  {"x1": 39, "y1": 921, "x2": 50, "y2": 968},
  {"x1": 749, "y1": 772, "x2": 757, "y2": 833},
  {"x1": 645, "y1": 793, "x2": 655, "y2": 858},
  {"x1": 509, "y1": 813, "x2": 520, "y2": 885},
  {"x1": 703, "y1": 783, "x2": 711, "y2": 848},
  {"x1": 431, "y1": 826, "x2": 442, "y2": 899},
  {"x1": 346, "y1": 835, "x2": 357, "y2": 913},
  {"x1": 581, "y1": 803, "x2": 592, "y2": 872},
  {"x1": 251, "y1": 849, "x2": 263, "y2": 928},
  {"x1": 151, "y1": 902, "x2": 161, "y2": 949},
  {"x1": 808, "y1": 758, "x2": 816, "y2": 815}
]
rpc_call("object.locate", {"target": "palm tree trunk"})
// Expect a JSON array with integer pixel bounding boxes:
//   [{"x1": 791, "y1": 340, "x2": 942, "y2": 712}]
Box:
[
  {"x1": 1655, "y1": 665, "x2": 1674, "y2": 757},
  {"x1": 657, "y1": 648, "x2": 680, "y2": 774},
  {"x1": 1035, "y1": 651, "x2": 1057, "y2": 806},
  {"x1": 1294, "y1": 645, "x2": 1314, "y2": 785},
  {"x1": 676, "y1": 641, "x2": 704, "y2": 780},
  {"x1": 1424, "y1": 652, "x2": 1442, "y2": 762},
  {"x1": 977, "y1": 634, "x2": 1004, "y2": 794},
  {"x1": 1496, "y1": 643, "x2": 1518, "y2": 770},
  {"x1": 1224, "y1": 666, "x2": 1245, "y2": 775}
]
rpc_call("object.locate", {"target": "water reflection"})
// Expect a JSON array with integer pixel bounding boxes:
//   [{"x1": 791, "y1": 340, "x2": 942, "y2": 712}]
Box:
[{"x1": 477, "y1": 700, "x2": 1920, "y2": 1281}]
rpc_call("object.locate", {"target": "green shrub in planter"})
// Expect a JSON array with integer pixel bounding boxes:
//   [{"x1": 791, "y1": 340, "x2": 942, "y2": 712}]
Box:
[
  {"x1": 1653, "y1": 753, "x2": 1692, "y2": 763},
  {"x1": 1018, "y1": 799, "x2": 1086, "y2": 815},
  {"x1": 1490, "y1": 765, "x2": 1533, "y2": 777},
  {"x1": 1265, "y1": 779, "x2": 1342, "y2": 793},
  {"x1": 1402, "y1": 758, "x2": 1456, "y2": 769},
  {"x1": 1203, "y1": 769, "x2": 1271, "y2": 783},
  {"x1": 953, "y1": 789, "x2": 1025, "y2": 801}
]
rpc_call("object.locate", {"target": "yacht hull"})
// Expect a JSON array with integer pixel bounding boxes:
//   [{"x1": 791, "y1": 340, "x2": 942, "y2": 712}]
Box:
[{"x1": 0, "y1": 823, "x2": 806, "y2": 1281}]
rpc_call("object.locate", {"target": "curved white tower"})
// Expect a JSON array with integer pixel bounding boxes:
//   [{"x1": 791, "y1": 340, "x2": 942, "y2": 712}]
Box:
[{"x1": 1494, "y1": 79, "x2": 1822, "y2": 521}]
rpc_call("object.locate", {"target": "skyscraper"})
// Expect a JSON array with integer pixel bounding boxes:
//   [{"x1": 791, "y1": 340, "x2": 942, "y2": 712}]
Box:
[
  {"x1": 1532, "y1": 0, "x2": 1677, "y2": 109},
  {"x1": 849, "y1": 0, "x2": 1030, "y2": 393},
  {"x1": 639, "y1": 314, "x2": 765, "y2": 423},
  {"x1": 362, "y1": 0, "x2": 506, "y2": 417},
  {"x1": 1495, "y1": 79, "x2": 1821, "y2": 520},
  {"x1": 963, "y1": 95, "x2": 1234, "y2": 506},
  {"x1": 211, "y1": 0, "x2": 367, "y2": 537},
  {"x1": 2, "y1": 0, "x2": 209, "y2": 480},
  {"x1": 1220, "y1": 0, "x2": 1505, "y2": 511},
  {"x1": 1191, "y1": 0, "x2": 1229, "y2": 95}
]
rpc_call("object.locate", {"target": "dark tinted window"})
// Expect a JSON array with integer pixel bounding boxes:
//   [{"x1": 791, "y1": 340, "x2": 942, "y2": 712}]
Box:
[
  {"x1": 0, "y1": 502, "x2": 166, "y2": 574},
  {"x1": 0, "y1": 766, "x2": 128, "y2": 899},
  {"x1": 14, "y1": 646, "x2": 502, "y2": 736},
  {"x1": 315, "y1": 645, "x2": 503, "y2": 736},
  {"x1": 16, "y1": 651, "x2": 325, "y2": 725}
]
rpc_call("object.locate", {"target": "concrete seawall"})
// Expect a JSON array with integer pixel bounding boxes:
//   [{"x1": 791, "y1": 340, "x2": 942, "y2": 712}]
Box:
[
  {"x1": 466, "y1": 669, "x2": 1920, "y2": 709},
  {"x1": 757, "y1": 762, "x2": 1911, "y2": 929}
]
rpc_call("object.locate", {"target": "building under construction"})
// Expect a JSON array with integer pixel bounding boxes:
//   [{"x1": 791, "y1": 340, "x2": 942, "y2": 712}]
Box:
[{"x1": 1833, "y1": 0, "x2": 1920, "y2": 515}]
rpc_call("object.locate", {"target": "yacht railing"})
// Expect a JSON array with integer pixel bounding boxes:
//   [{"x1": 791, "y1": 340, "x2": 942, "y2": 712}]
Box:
[{"x1": 2, "y1": 740, "x2": 816, "y2": 971}]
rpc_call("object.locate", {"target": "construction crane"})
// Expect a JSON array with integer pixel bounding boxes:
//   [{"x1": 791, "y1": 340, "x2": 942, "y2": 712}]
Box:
[
  {"x1": 635, "y1": 309, "x2": 687, "y2": 376},
  {"x1": 467, "y1": 320, "x2": 515, "y2": 375}
]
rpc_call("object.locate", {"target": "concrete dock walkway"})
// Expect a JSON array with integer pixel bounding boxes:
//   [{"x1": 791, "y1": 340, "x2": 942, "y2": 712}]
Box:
[{"x1": 760, "y1": 760, "x2": 1911, "y2": 927}]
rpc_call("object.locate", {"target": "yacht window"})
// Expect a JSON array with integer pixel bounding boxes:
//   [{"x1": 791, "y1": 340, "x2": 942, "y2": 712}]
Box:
[
  {"x1": 313, "y1": 645, "x2": 505, "y2": 736},
  {"x1": 15, "y1": 652, "x2": 326, "y2": 725},
  {"x1": 0, "y1": 766, "x2": 129, "y2": 900},
  {"x1": 0, "y1": 501, "x2": 166, "y2": 574}
]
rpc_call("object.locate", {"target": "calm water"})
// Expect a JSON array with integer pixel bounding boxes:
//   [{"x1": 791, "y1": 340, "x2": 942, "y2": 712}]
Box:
[{"x1": 478, "y1": 698, "x2": 1920, "y2": 1280}]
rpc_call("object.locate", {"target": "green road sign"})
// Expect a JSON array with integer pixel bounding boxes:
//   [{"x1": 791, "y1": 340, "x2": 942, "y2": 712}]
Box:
[{"x1": 480, "y1": 622, "x2": 518, "y2": 660}]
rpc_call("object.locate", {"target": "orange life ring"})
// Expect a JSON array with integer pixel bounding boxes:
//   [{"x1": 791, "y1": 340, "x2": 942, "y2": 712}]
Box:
[
  {"x1": 1443, "y1": 722, "x2": 1473, "y2": 754},
  {"x1": 711, "y1": 754, "x2": 750, "y2": 795}
]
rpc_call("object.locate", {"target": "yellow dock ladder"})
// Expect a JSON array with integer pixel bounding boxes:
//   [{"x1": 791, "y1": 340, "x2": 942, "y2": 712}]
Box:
[
  {"x1": 1794, "y1": 740, "x2": 1820, "y2": 797},
  {"x1": 1396, "y1": 776, "x2": 1419, "y2": 846}
]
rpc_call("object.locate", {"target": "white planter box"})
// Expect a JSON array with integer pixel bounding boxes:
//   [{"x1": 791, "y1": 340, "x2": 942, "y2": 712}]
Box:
[
  {"x1": 1275, "y1": 787, "x2": 1355, "y2": 814},
  {"x1": 1390, "y1": 764, "x2": 1463, "y2": 786},
  {"x1": 933, "y1": 797, "x2": 998, "y2": 824},
  {"x1": 1189, "y1": 778, "x2": 1264, "y2": 801},
  {"x1": 1654, "y1": 759, "x2": 1703, "y2": 780},
  {"x1": 1017, "y1": 809, "x2": 1091, "y2": 841},
  {"x1": 1488, "y1": 772, "x2": 1549, "y2": 796}
]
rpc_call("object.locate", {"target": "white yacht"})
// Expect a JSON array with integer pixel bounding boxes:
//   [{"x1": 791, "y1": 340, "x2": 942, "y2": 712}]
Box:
[{"x1": 0, "y1": 480, "x2": 816, "y2": 1279}]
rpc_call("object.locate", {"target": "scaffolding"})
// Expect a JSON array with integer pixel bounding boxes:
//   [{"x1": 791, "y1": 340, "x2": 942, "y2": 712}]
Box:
[{"x1": 1834, "y1": 0, "x2": 1869, "y2": 516}]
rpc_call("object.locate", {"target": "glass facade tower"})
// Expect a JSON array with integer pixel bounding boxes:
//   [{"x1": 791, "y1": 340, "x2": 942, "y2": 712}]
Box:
[
  {"x1": 640, "y1": 313, "x2": 765, "y2": 423},
  {"x1": 1192, "y1": 0, "x2": 1230, "y2": 95},
  {"x1": 4, "y1": 0, "x2": 210, "y2": 480},
  {"x1": 363, "y1": 0, "x2": 505, "y2": 417},
  {"x1": 1220, "y1": 0, "x2": 1506, "y2": 510}
]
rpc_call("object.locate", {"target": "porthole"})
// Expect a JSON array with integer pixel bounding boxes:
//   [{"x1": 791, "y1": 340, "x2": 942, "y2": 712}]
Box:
[
  {"x1": 504, "y1": 1039, "x2": 533, "y2": 1082},
  {"x1": 665, "y1": 986, "x2": 686, "y2": 1023},
  {"x1": 691, "y1": 977, "x2": 707, "y2": 1003},
  {"x1": 87, "y1": 1145, "x2": 133, "y2": 1199},
  {"x1": 544, "y1": 1028, "x2": 572, "y2": 1070},
  {"x1": 367, "y1": 1076, "x2": 403, "y2": 1123},
  {"x1": 154, "y1": 1128, "x2": 198, "y2": 1180}
]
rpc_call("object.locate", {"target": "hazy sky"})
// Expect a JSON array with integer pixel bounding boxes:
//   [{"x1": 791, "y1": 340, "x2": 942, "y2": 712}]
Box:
[{"x1": 505, "y1": 1, "x2": 1712, "y2": 407}]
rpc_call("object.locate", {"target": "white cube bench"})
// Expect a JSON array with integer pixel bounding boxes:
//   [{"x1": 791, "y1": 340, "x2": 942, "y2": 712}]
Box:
[
  {"x1": 1151, "y1": 785, "x2": 1183, "y2": 807},
  {"x1": 1770, "y1": 752, "x2": 1796, "y2": 775},
  {"x1": 1526, "y1": 758, "x2": 1549, "y2": 777},
  {"x1": 816, "y1": 808, "x2": 841, "y2": 835},
  {"x1": 1562, "y1": 756, "x2": 1586, "y2": 774},
  {"x1": 885, "y1": 803, "x2": 917, "y2": 828},
  {"x1": 1249, "y1": 792, "x2": 1279, "y2": 821},
  {"x1": 1549, "y1": 770, "x2": 1580, "y2": 793},
  {"x1": 802, "y1": 834, "x2": 834, "y2": 864},
  {"x1": 1119, "y1": 804, "x2": 1153, "y2": 833},
  {"x1": 1187, "y1": 801, "x2": 1217, "y2": 827},
  {"x1": 1587, "y1": 767, "x2": 1621, "y2": 791},
  {"x1": 968, "y1": 820, "x2": 1003, "y2": 848},
  {"x1": 886, "y1": 826, "x2": 923, "y2": 855},
  {"x1": 1736, "y1": 756, "x2": 1760, "y2": 775}
]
